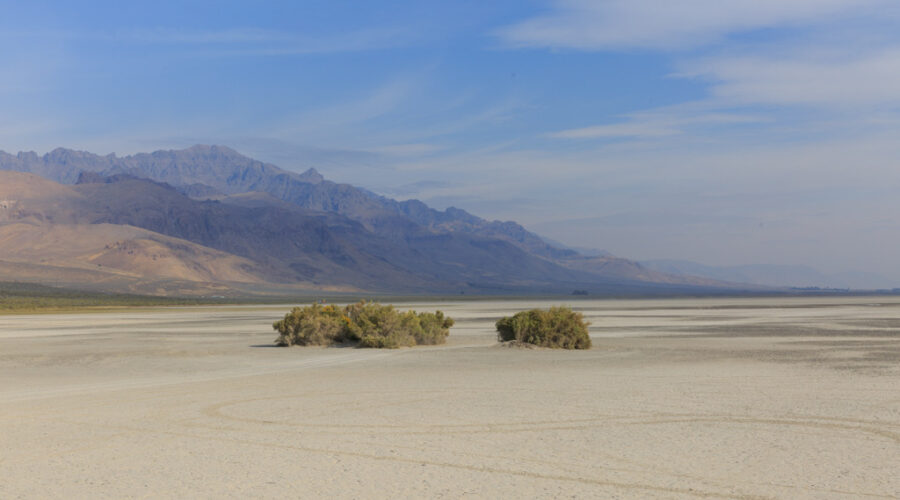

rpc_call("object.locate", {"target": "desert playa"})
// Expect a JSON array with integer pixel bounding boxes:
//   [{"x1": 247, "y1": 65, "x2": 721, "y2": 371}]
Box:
[{"x1": 1, "y1": 297, "x2": 899, "y2": 499}]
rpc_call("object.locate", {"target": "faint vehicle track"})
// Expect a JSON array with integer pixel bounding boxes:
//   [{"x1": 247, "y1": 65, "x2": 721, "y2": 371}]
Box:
[{"x1": 57, "y1": 419, "x2": 776, "y2": 500}]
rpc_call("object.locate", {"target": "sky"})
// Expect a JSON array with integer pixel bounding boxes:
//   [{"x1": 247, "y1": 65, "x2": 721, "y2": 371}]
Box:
[{"x1": 3, "y1": 0, "x2": 900, "y2": 285}]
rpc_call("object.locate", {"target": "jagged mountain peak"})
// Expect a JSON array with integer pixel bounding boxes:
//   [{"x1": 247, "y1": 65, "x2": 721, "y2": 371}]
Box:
[
  {"x1": 0, "y1": 149, "x2": 741, "y2": 294},
  {"x1": 45, "y1": 147, "x2": 99, "y2": 162},
  {"x1": 0, "y1": 144, "x2": 581, "y2": 260},
  {"x1": 298, "y1": 167, "x2": 324, "y2": 184}
]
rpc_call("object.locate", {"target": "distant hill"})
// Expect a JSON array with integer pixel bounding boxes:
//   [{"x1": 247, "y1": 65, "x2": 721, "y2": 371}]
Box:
[
  {"x1": 0, "y1": 147, "x2": 753, "y2": 295},
  {"x1": 641, "y1": 259, "x2": 897, "y2": 290},
  {"x1": 538, "y1": 236, "x2": 614, "y2": 258}
]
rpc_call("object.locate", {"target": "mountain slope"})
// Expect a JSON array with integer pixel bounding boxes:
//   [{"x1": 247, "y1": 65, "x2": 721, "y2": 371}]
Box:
[
  {"x1": 0, "y1": 147, "x2": 750, "y2": 295},
  {"x1": 1, "y1": 170, "x2": 707, "y2": 294},
  {"x1": 0, "y1": 222, "x2": 263, "y2": 284},
  {"x1": 2, "y1": 172, "x2": 431, "y2": 290},
  {"x1": 0, "y1": 172, "x2": 267, "y2": 294},
  {"x1": 0, "y1": 145, "x2": 573, "y2": 259},
  {"x1": 68, "y1": 175, "x2": 645, "y2": 292},
  {"x1": 642, "y1": 259, "x2": 897, "y2": 290}
]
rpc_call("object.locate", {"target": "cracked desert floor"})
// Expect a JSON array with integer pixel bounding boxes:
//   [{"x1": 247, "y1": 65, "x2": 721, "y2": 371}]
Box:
[{"x1": 2, "y1": 297, "x2": 899, "y2": 499}]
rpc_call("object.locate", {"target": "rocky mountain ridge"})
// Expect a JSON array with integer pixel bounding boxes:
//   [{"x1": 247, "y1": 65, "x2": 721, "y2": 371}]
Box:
[
  {"x1": 0, "y1": 146, "x2": 740, "y2": 295},
  {"x1": 0, "y1": 145, "x2": 573, "y2": 259}
]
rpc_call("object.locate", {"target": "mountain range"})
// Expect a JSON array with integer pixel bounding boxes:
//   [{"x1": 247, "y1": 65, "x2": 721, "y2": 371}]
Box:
[
  {"x1": 0, "y1": 145, "x2": 742, "y2": 296},
  {"x1": 641, "y1": 260, "x2": 898, "y2": 290}
]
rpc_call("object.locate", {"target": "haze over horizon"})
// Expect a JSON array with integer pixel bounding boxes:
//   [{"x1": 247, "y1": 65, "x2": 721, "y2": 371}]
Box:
[{"x1": 3, "y1": 1, "x2": 900, "y2": 285}]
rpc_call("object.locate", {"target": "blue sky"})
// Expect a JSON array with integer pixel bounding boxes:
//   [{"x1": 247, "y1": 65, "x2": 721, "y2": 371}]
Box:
[{"x1": 3, "y1": 0, "x2": 900, "y2": 285}]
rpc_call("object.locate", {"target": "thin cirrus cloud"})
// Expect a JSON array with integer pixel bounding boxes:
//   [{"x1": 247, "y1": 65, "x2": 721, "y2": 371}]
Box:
[
  {"x1": 549, "y1": 111, "x2": 766, "y2": 140},
  {"x1": 126, "y1": 27, "x2": 296, "y2": 44},
  {"x1": 549, "y1": 123, "x2": 679, "y2": 139},
  {"x1": 368, "y1": 143, "x2": 445, "y2": 156},
  {"x1": 500, "y1": 0, "x2": 900, "y2": 112},
  {"x1": 183, "y1": 27, "x2": 416, "y2": 56},
  {"x1": 497, "y1": 0, "x2": 891, "y2": 51},
  {"x1": 3, "y1": 26, "x2": 415, "y2": 56},
  {"x1": 680, "y1": 48, "x2": 900, "y2": 108}
]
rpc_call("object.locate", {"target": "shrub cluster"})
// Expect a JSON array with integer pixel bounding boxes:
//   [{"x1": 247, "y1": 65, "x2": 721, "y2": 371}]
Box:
[
  {"x1": 495, "y1": 306, "x2": 591, "y2": 349},
  {"x1": 273, "y1": 301, "x2": 454, "y2": 348}
]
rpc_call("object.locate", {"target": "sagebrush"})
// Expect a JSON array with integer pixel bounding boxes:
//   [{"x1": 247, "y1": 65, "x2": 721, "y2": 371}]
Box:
[
  {"x1": 274, "y1": 301, "x2": 454, "y2": 348},
  {"x1": 495, "y1": 306, "x2": 591, "y2": 349}
]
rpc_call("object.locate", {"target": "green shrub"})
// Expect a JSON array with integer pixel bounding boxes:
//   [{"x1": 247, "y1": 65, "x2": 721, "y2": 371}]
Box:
[
  {"x1": 274, "y1": 301, "x2": 454, "y2": 348},
  {"x1": 495, "y1": 306, "x2": 591, "y2": 349},
  {"x1": 272, "y1": 303, "x2": 349, "y2": 346},
  {"x1": 413, "y1": 311, "x2": 455, "y2": 345}
]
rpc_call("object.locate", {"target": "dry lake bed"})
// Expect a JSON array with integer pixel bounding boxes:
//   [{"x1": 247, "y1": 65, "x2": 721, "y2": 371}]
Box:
[{"x1": 1, "y1": 297, "x2": 899, "y2": 499}]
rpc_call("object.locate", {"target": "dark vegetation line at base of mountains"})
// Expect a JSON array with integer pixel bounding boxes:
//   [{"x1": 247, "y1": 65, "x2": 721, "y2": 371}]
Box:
[{"x1": 0, "y1": 281, "x2": 223, "y2": 312}]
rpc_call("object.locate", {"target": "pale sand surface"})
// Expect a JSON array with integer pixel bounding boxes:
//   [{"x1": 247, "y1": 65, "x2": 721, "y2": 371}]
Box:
[{"x1": 1, "y1": 297, "x2": 899, "y2": 499}]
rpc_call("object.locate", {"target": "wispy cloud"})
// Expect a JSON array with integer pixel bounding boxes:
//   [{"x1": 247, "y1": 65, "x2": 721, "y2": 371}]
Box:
[
  {"x1": 386, "y1": 94, "x2": 534, "y2": 145},
  {"x1": 550, "y1": 123, "x2": 678, "y2": 140},
  {"x1": 498, "y1": 0, "x2": 894, "y2": 51},
  {"x1": 549, "y1": 110, "x2": 766, "y2": 140},
  {"x1": 126, "y1": 27, "x2": 295, "y2": 44},
  {"x1": 270, "y1": 75, "x2": 424, "y2": 143},
  {"x1": 500, "y1": 0, "x2": 900, "y2": 114},
  {"x1": 367, "y1": 143, "x2": 445, "y2": 156},
  {"x1": 681, "y1": 47, "x2": 900, "y2": 108},
  {"x1": 0, "y1": 26, "x2": 416, "y2": 56},
  {"x1": 184, "y1": 27, "x2": 416, "y2": 56}
]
